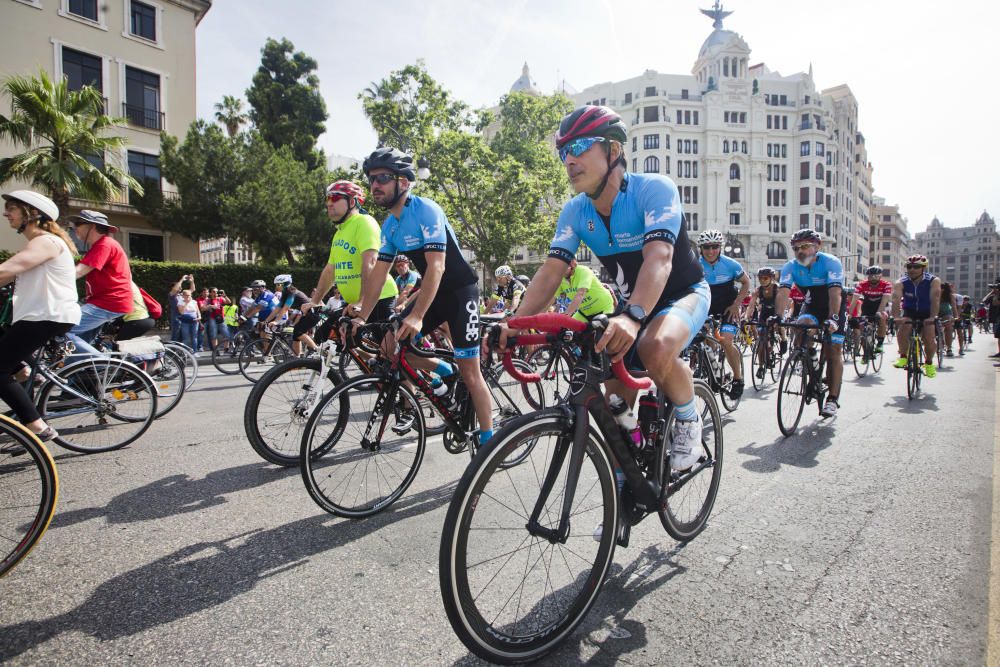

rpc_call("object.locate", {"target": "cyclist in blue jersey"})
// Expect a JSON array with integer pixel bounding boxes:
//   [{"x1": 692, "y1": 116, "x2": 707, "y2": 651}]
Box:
[
  {"x1": 243, "y1": 279, "x2": 278, "y2": 325},
  {"x1": 891, "y1": 254, "x2": 941, "y2": 377},
  {"x1": 774, "y1": 229, "x2": 846, "y2": 417},
  {"x1": 697, "y1": 229, "x2": 750, "y2": 398},
  {"x1": 393, "y1": 255, "x2": 421, "y2": 311},
  {"x1": 350, "y1": 147, "x2": 494, "y2": 447},
  {"x1": 497, "y1": 105, "x2": 710, "y2": 471}
]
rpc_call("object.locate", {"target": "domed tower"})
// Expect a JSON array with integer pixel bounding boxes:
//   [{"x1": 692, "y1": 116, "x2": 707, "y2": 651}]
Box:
[
  {"x1": 510, "y1": 62, "x2": 540, "y2": 96},
  {"x1": 692, "y1": 1, "x2": 751, "y2": 91}
]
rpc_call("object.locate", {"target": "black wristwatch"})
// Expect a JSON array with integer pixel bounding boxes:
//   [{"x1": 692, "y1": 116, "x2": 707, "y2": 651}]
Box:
[{"x1": 622, "y1": 303, "x2": 647, "y2": 324}]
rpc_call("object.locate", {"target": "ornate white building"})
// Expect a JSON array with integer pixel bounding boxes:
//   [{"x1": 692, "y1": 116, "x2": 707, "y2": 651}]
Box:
[{"x1": 566, "y1": 2, "x2": 875, "y2": 280}]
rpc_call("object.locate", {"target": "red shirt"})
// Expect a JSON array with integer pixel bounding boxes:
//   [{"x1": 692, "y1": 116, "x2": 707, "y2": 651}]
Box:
[
  {"x1": 81, "y1": 235, "x2": 132, "y2": 313},
  {"x1": 855, "y1": 278, "x2": 892, "y2": 304},
  {"x1": 789, "y1": 285, "x2": 805, "y2": 303},
  {"x1": 197, "y1": 296, "x2": 225, "y2": 321}
]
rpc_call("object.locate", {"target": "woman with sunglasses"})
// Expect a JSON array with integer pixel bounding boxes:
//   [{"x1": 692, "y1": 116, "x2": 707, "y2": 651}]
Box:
[{"x1": 0, "y1": 190, "x2": 81, "y2": 442}]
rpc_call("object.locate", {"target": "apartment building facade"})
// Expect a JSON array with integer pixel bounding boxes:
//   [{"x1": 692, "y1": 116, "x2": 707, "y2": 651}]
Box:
[
  {"x1": 869, "y1": 196, "x2": 910, "y2": 282},
  {"x1": 1, "y1": 0, "x2": 211, "y2": 261},
  {"x1": 910, "y1": 212, "x2": 1000, "y2": 299}
]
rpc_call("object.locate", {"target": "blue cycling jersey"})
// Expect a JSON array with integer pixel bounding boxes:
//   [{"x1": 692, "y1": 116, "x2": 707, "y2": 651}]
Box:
[
  {"x1": 548, "y1": 173, "x2": 703, "y2": 312},
  {"x1": 901, "y1": 272, "x2": 935, "y2": 314},
  {"x1": 779, "y1": 252, "x2": 844, "y2": 310},
  {"x1": 254, "y1": 290, "x2": 278, "y2": 318},
  {"x1": 700, "y1": 254, "x2": 745, "y2": 308},
  {"x1": 378, "y1": 195, "x2": 477, "y2": 290}
]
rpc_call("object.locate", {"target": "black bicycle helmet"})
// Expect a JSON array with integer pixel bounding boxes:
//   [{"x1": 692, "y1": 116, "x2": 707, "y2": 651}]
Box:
[
  {"x1": 866, "y1": 265, "x2": 883, "y2": 276},
  {"x1": 362, "y1": 147, "x2": 416, "y2": 181}
]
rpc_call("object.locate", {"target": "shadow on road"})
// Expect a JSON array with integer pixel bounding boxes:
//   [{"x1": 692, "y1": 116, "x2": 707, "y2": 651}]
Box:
[
  {"x1": 849, "y1": 372, "x2": 885, "y2": 387},
  {"x1": 51, "y1": 462, "x2": 298, "y2": 529},
  {"x1": 737, "y1": 420, "x2": 836, "y2": 473},
  {"x1": 0, "y1": 480, "x2": 457, "y2": 661},
  {"x1": 884, "y1": 393, "x2": 939, "y2": 414}
]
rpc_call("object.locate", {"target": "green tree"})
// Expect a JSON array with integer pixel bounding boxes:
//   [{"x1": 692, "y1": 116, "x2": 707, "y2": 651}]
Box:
[
  {"x1": 213, "y1": 94, "x2": 248, "y2": 137},
  {"x1": 0, "y1": 70, "x2": 142, "y2": 213},
  {"x1": 246, "y1": 37, "x2": 327, "y2": 169}
]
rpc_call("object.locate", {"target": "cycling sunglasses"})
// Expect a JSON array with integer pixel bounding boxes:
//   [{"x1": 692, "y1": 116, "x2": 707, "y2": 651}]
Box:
[
  {"x1": 559, "y1": 136, "x2": 607, "y2": 163},
  {"x1": 792, "y1": 243, "x2": 816, "y2": 251},
  {"x1": 368, "y1": 173, "x2": 398, "y2": 186},
  {"x1": 905, "y1": 263, "x2": 926, "y2": 270},
  {"x1": 701, "y1": 244, "x2": 722, "y2": 250},
  {"x1": 326, "y1": 193, "x2": 348, "y2": 203}
]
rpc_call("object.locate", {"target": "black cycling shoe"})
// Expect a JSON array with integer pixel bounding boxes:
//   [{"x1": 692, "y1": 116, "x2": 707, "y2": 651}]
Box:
[
  {"x1": 729, "y1": 379, "x2": 744, "y2": 399},
  {"x1": 778, "y1": 340, "x2": 788, "y2": 355},
  {"x1": 755, "y1": 366, "x2": 766, "y2": 380}
]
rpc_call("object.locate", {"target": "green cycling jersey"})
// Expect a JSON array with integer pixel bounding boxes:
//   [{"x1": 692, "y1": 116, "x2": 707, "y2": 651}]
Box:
[
  {"x1": 557, "y1": 264, "x2": 615, "y2": 322},
  {"x1": 328, "y1": 212, "x2": 397, "y2": 304}
]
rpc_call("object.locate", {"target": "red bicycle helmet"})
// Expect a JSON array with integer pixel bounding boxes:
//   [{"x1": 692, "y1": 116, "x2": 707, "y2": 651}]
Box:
[
  {"x1": 906, "y1": 254, "x2": 928, "y2": 267},
  {"x1": 326, "y1": 180, "x2": 365, "y2": 206},
  {"x1": 555, "y1": 105, "x2": 627, "y2": 149}
]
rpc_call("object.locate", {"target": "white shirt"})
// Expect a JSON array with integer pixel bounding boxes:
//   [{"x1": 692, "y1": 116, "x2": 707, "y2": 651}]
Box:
[{"x1": 13, "y1": 235, "x2": 81, "y2": 325}]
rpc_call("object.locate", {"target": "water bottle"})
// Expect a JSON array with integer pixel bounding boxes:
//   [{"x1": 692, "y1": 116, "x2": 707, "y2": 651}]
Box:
[
  {"x1": 609, "y1": 394, "x2": 641, "y2": 448},
  {"x1": 614, "y1": 468, "x2": 625, "y2": 496},
  {"x1": 637, "y1": 391, "x2": 658, "y2": 442},
  {"x1": 431, "y1": 376, "x2": 449, "y2": 398}
]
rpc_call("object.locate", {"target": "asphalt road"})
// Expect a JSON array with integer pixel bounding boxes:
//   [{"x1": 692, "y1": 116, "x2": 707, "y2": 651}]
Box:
[{"x1": 1, "y1": 337, "x2": 996, "y2": 665}]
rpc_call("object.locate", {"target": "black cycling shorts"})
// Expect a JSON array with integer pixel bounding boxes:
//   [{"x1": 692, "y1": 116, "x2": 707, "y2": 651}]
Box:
[
  {"x1": 902, "y1": 308, "x2": 931, "y2": 323},
  {"x1": 860, "y1": 301, "x2": 883, "y2": 318},
  {"x1": 292, "y1": 310, "x2": 321, "y2": 340},
  {"x1": 799, "y1": 300, "x2": 847, "y2": 341},
  {"x1": 402, "y1": 282, "x2": 481, "y2": 358}
]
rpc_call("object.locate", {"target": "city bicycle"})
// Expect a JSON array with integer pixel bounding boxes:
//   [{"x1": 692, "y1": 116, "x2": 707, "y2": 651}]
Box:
[
  {"x1": 298, "y1": 318, "x2": 543, "y2": 518},
  {"x1": 776, "y1": 321, "x2": 832, "y2": 436},
  {"x1": 94, "y1": 321, "x2": 186, "y2": 418},
  {"x1": 439, "y1": 313, "x2": 723, "y2": 664},
  {"x1": 0, "y1": 414, "x2": 58, "y2": 578},
  {"x1": 164, "y1": 341, "x2": 199, "y2": 390}
]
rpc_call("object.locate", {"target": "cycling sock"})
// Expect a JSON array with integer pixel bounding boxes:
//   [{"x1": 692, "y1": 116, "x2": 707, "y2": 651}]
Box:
[
  {"x1": 675, "y1": 399, "x2": 697, "y2": 422},
  {"x1": 876, "y1": 336, "x2": 884, "y2": 345},
  {"x1": 435, "y1": 360, "x2": 455, "y2": 378},
  {"x1": 479, "y1": 429, "x2": 494, "y2": 445}
]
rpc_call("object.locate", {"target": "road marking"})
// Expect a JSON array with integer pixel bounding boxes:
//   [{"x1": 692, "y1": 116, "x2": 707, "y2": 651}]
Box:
[{"x1": 990, "y1": 365, "x2": 1000, "y2": 666}]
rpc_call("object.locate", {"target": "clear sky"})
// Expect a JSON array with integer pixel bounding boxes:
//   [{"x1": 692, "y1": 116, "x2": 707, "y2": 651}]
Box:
[{"x1": 195, "y1": 0, "x2": 998, "y2": 234}]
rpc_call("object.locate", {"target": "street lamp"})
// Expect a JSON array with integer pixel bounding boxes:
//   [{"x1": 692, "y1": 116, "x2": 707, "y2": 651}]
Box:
[
  {"x1": 380, "y1": 127, "x2": 431, "y2": 180},
  {"x1": 724, "y1": 233, "x2": 744, "y2": 258}
]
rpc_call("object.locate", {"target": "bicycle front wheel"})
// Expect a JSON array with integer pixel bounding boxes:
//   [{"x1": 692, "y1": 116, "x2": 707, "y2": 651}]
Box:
[
  {"x1": 148, "y1": 351, "x2": 186, "y2": 417},
  {"x1": 777, "y1": 351, "x2": 807, "y2": 436},
  {"x1": 439, "y1": 410, "x2": 617, "y2": 664},
  {"x1": 0, "y1": 415, "x2": 58, "y2": 578},
  {"x1": 163, "y1": 342, "x2": 198, "y2": 389},
  {"x1": 526, "y1": 345, "x2": 573, "y2": 406},
  {"x1": 659, "y1": 380, "x2": 723, "y2": 541},
  {"x1": 719, "y1": 351, "x2": 743, "y2": 413},
  {"x1": 852, "y1": 334, "x2": 869, "y2": 378},
  {"x1": 300, "y1": 375, "x2": 426, "y2": 518},
  {"x1": 38, "y1": 358, "x2": 157, "y2": 453},
  {"x1": 750, "y1": 337, "x2": 766, "y2": 390}
]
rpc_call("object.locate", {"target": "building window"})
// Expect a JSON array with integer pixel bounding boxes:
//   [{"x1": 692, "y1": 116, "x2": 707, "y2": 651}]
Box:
[
  {"x1": 729, "y1": 213, "x2": 740, "y2": 226},
  {"x1": 129, "y1": 232, "x2": 164, "y2": 261},
  {"x1": 127, "y1": 150, "x2": 160, "y2": 204},
  {"x1": 643, "y1": 134, "x2": 659, "y2": 150},
  {"x1": 741, "y1": 141, "x2": 747, "y2": 154},
  {"x1": 816, "y1": 142, "x2": 825, "y2": 156},
  {"x1": 124, "y1": 65, "x2": 161, "y2": 130},
  {"x1": 800, "y1": 187, "x2": 809, "y2": 205},
  {"x1": 645, "y1": 86, "x2": 656, "y2": 97},
  {"x1": 624, "y1": 92, "x2": 632, "y2": 104},
  {"x1": 729, "y1": 186, "x2": 740, "y2": 204},
  {"x1": 130, "y1": 0, "x2": 156, "y2": 41},
  {"x1": 68, "y1": 0, "x2": 98, "y2": 21},
  {"x1": 643, "y1": 156, "x2": 659, "y2": 174},
  {"x1": 664, "y1": 156, "x2": 670, "y2": 174},
  {"x1": 723, "y1": 140, "x2": 729, "y2": 154},
  {"x1": 62, "y1": 47, "x2": 102, "y2": 93},
  {"x1": 800, "y1": 141, "x2": 810, "y2": 157},
  {"x1": 643, "y1": 106, "x2": 659, "y2": 123},
  {"x1": 767, "y1": 241, "x2": 787, "y2": 259},
  {"x1": 631, "y1": 137, "x2": 637, "y2": 152},
  {"x1": 632, "y1": 158, "x2": 637, "y2": 172},
  {"x1": 729, "y1": 163, "x2": 741, "y2": 180},
  {"x1": 800, "y1": 162, "x2": 810, "y2": 180},
  {"x1": 684, "y1": 110, "x2": 691, "y2": 125}
]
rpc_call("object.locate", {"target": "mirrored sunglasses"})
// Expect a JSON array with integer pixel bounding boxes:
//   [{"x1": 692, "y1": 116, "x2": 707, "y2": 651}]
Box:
[
  {"x1": 326, "y1": 193, "x2": 348, "y2": 203},
  {"x1": 368, "y1": 173, "x2": 397, "y2": 186},
  {"x1": 701, "y1": 244, "x2": 722, "y2": 250},
  {"x1": 558, "y1": 136, "x2": 607, "y2": 163},
  {"x1": 792, "y1": 243, "x2": 815, "y2": 251}
]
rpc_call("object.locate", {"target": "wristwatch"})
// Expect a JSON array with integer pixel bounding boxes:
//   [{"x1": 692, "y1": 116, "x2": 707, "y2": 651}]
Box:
[{"x1": 622, "y1": 303, "x2": 647, "y2": 324}]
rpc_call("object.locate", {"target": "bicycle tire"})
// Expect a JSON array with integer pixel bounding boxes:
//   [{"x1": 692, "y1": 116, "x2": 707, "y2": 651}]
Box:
[
  {"x1": 142, "y1": 351, "x2": 184, "y2": 418},
  {"x1": 211, "y1": 335, "x2": 246, "y2": 375},
  {"x1": 526, "y1": 345, "x2": 574, "y2": 406},
  {"x1": 439, "y1": 409, "x2": 616, "y2": 664},
  {"x1": 659, "y1": 380, "x2": 723, "y2": 541},
  {"x1": 163, "y1": 342, "x2": 198, "y2": 389},
  {"x1": 0, "y1": 415, "x2": 58, "y2": 578},
  {"x1": 719, "y1": 351, "x2": 743, "y2": 413},
  {"x1": 852, "y1": 333, "x2": 869, "y2": 378},
  {"x1": 750, "y1": 337, "x2": 766, "y2": 390},
  {"x1": 37, "y1": 358, "x2": 157, "y2": 453},
  {"x1": 300, "y1": 374, "x2": 426, "y2": 518},
  {"x1": 239, "y1": 337, "x2": 294, "y2": 383},
  {"x1": 777, "y1": 351, "x2": 807, "y2": 436},
  {"x1": 907, "y1": 348, "x2": 919, "y2": 400},
  {"x1": 244, "y1": 357, "x2": 343, "y2": 466}
]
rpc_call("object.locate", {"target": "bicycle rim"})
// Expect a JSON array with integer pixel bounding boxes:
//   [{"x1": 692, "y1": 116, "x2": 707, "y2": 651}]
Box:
[
  {"x1": 211, "y1": 337, "x2": 244, "y2": 375},
  {"x1": 777, "y1": 352, "x2": 807, "y2": 436},
  {"x1": 300, "y1": 376, "x2": 426, "y2": 518},
  {"x1": 40, "y1": 358, "x2": 157, "y2": 453},
  {"x1": 852, "y1": 339, "x2": 869, "y2": 377},
  {"x1": 150, "y1": 351, "x2": 186, "y2": 417},
  {"x1": 439, "y1": 410, "x2": 616, "y2": 664},
  {"x1": 164, "y1": 342, "x2": 198, "y2": 389},
  {"x1": 239, "y1": 338, "x2": 293, "y2": 383},
  {"x1": 0, "y1": 416, "x2": 58, "y2": 578},
  {"x1": 659, "y1": 380, "x2": 723, "y2": 541},
  {"x1": 750, "y1": 339, "x2": 764, "y2": 390}
]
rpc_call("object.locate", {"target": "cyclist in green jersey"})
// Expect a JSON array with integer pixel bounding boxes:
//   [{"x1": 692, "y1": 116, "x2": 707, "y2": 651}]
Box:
[
  {"x1": 303, "y1": 181, "x2": 398, "y2": 329},
  {"x1": 555, "y1": 259, "x2": 615, "y2": 322}
]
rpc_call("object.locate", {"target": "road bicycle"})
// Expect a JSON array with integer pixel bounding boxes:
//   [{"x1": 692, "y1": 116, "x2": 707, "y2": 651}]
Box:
[
  {"x1": 899, "y1": 317, "x2": 938, "y2": 400},
  {"x1": 439, "y1": 313, "x2": 723, "y2": 664},
  {"x1": 298, "y1": 318, "x2": 543, "y2": 518},
  {"x1": 0, "y1": 414, "x2": 58, "y2": 577},
  {"x1": 750, "y1": 319, "x2": 783, "y2": 390},
  {"x1": 775, "y1": 321, "x2": 832, "y2": 436},
  {"x1": 849, "y1": 315, "x2": 884, "y2": 377},
  {"x1": 687, "y1": 317, "x2": 743, "y2": 412}
]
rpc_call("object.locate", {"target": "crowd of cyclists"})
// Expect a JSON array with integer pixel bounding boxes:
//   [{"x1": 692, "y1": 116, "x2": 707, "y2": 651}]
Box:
[{"x1": 4, "y1": 103, "x2": 1000, "y2": 659}]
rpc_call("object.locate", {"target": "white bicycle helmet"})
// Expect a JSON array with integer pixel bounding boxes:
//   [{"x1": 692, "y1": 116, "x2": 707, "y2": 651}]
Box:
[
  {"x1": 697, "y1": 229, "x2": 725, "y2": 247},
  {"x1": 273, "y1": 274, "x2": 293, "y2": 287},
  {"x1": 2, "y1": 190, "x2": 59, "y2": 222},
  {"x1": 495, "y1": 265, "x2": 514, "y2": 279}
]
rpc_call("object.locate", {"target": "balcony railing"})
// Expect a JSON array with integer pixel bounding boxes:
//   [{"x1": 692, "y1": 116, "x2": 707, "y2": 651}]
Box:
[
  {"x1": 122, "y1": 103, "x2": 164, "y2": 131},
  {"x1": 668, "y1": 93, "x2": 703, "y2": 102}
]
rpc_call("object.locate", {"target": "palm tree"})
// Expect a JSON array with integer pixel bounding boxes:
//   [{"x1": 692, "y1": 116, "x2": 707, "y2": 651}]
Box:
[
  {"x1": 214, "y1": 95, "x2": 248, "y2": 137},
  {"x1": 0, "y1": 70, "x2": 142, "y2": 214}
]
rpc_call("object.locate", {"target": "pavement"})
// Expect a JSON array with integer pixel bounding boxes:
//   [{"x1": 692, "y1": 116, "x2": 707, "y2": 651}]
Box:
[{"x1": 0, "y1": 339, "x2": 997, "y2": 665}]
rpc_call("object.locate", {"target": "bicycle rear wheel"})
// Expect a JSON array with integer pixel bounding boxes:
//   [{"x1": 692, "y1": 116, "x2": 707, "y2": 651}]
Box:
[
  {"x1": 163, "y1": 342, "x2": 198, "y2": 389},
  {"x1": 659, "y1": 380, "x2": 723, "y2": 541},
  {"x1": 300, "y1": 375, "x2": 426, "y2": 518},
  {"x1": 0, "y1": 415, "x2": 58, "y2": 578},
  {"x1": 38, "y1": 358, "x2": 157, "y2": 453},
  {"x1": 439, "y1": 410, "x2": 616, "y2": 664},
  {"x1": 750, "y1": 337, "x2": 766, "y2": 390},
  {"x1": 211, "y1": 334, "x2": 248, "y2": 375},
  {"x1": 777, "y1": 351, "x2": 807, "y2": 436},
  {"x1": 239, "y1": 337, "x2": 294, "y2": 383},
  {"x1": 244, "y1": 357, "x2": 341, "y2": 466},
  {"x1": 148, "y1": 351, "x2": 186, "y2": 417},
  {"x1": 852, "y1": 333, "x2": 869, "y2": 378}
]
